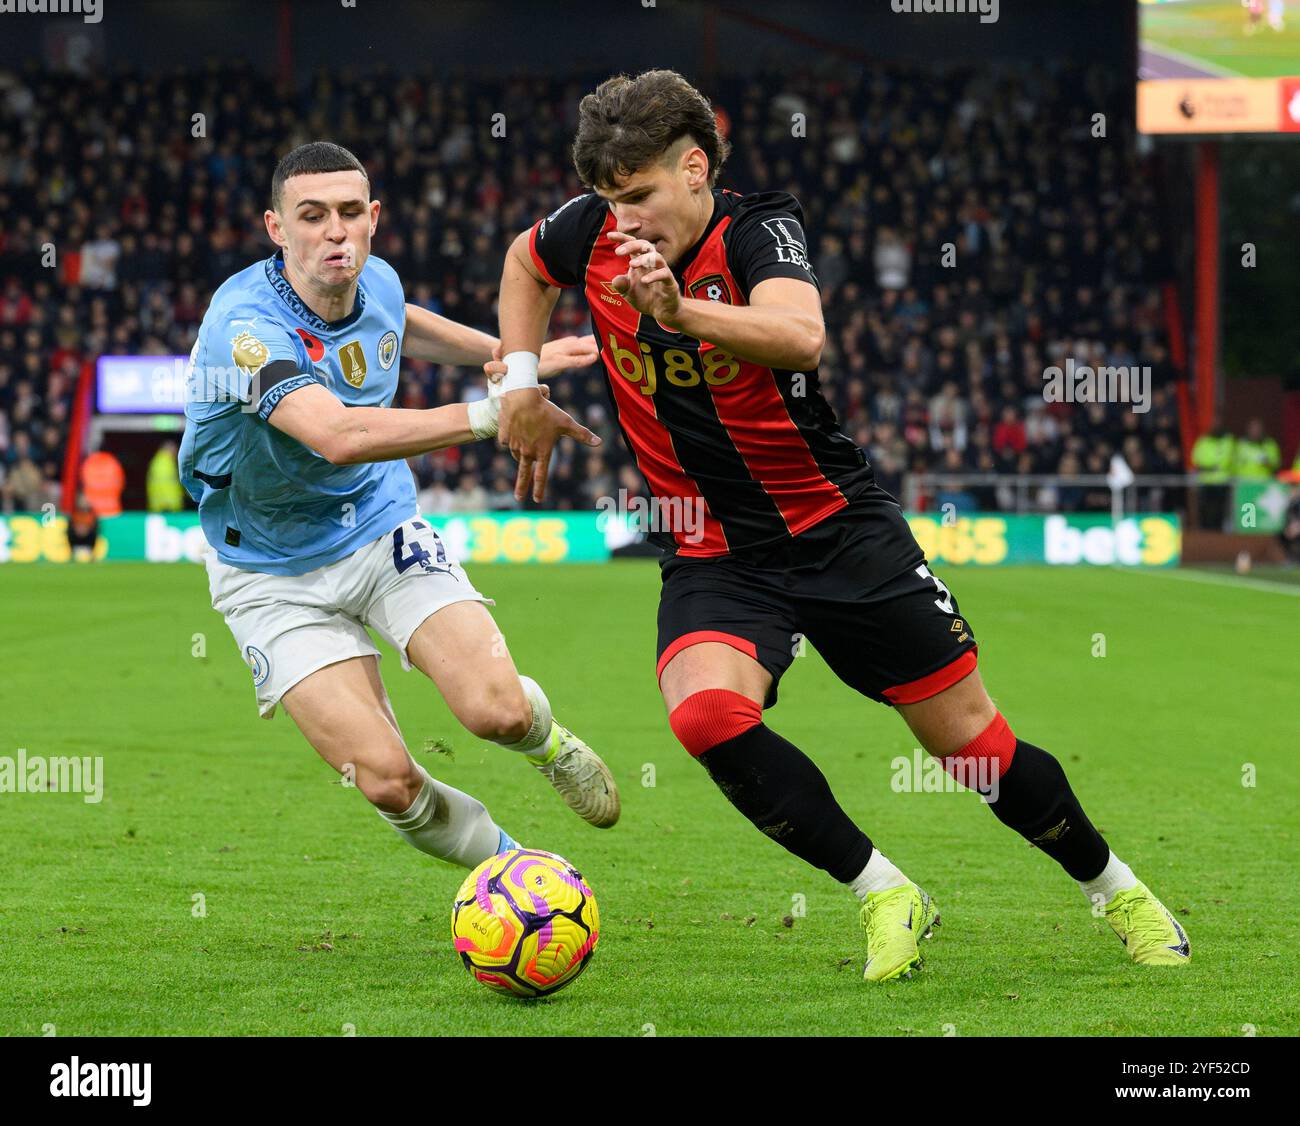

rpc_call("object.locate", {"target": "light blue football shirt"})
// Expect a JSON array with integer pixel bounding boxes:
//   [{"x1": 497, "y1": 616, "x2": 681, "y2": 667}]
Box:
[{"x1": 179, "y1": 251, "x2": 416, "y2": 575}]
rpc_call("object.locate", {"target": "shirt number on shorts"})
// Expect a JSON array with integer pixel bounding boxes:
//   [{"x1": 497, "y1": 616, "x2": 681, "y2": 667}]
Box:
[
  {"x1": 915, "y1": 563, "x2": 954, "y2": 614},
  {"x1": 393, "y1": 522, "x2": 447, "y2": 574}
]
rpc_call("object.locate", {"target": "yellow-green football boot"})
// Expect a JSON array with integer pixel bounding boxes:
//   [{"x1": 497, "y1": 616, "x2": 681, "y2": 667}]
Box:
[
  {"x1": 526, "y1": 721, "x2": 620, "y2": 828},
  {"x1": 861, "y1": 883, "x2": 940, "y2": 983},
  {"x1": 1104, "y1": 881, "x2": 1191, "y2": 965}
]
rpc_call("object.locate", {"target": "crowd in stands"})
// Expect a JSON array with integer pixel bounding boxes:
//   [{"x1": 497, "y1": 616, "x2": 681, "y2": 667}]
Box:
[{"x1": 1, "y1": 59, "x2": 1193, "y2": 516}]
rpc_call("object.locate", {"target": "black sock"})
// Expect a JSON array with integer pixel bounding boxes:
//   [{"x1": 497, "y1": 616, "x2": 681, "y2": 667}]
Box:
[
  {"x1": 697, "y1": 723, "x2": 874, "y2": 883},
  {"x1": 985, "y1": 739, "x2": 1109, "y2": 881}
]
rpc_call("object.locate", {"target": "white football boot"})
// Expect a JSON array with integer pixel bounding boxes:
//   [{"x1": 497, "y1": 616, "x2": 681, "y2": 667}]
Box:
[{"x1": 527, "y1": 722, "x2": 620, "y2": 828}]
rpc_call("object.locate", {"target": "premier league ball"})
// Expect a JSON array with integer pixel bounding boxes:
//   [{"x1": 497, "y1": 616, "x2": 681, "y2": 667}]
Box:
[{"x1": 450, "y1": 849, "x2": 599, "y2": 998}]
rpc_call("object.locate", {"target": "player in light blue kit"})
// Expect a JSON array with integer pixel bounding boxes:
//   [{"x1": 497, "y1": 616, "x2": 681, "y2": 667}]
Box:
[{"x1": 182, "y1": 142, "x2": 620, "y2": 874}]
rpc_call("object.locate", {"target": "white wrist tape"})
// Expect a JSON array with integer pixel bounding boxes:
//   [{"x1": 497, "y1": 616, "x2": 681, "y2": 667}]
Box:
[
  {"x1": 499, "y1": 350, "x2": 540, "y2": 394},
  {"x1": 466, "y1": 394, "x2": 501, "y2": 440}
]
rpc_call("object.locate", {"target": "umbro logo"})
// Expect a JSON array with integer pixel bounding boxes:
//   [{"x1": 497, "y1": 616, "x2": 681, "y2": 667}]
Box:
[
  {"x1": 597, "y1": 280, "x2": 624, "y2": 307},
  {"x1": 1033, "y1": 818, "x2": 1070, "y2": 844}
]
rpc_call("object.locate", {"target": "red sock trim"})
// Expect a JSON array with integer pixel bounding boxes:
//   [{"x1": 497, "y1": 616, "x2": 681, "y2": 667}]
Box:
[
  {"x1": 941, "y1": 711, "x2": 1017, "y2": 780},
  {"x1": 668, "y1": 689, "x2": 763, "y2": 758}
]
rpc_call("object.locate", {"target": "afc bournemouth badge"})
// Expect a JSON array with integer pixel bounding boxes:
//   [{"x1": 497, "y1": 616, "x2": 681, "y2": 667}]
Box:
[
  {"x1": 377, "y1": 330, "x2": 398, "y2": 370},
  {"x1": 688, "y1": 274, "x2": 732, "y2": 305},
  {"x1": 339, "y1": 339, "x2": 368, "y2": 388}
]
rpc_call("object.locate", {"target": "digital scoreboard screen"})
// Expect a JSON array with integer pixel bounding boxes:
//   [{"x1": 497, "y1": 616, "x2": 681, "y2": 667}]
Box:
[
  {"x1": 96, "y1": 355, "x2": 190, "y2": 414},
  {"x1": 1138, "y1": 0, "x2": 1300, "y2": 134}
]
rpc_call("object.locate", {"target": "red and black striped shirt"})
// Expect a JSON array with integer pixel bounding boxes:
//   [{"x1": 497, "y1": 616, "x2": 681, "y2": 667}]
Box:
[{"x1": 530, "y1": 188, "x2": 873, "y2": 557}]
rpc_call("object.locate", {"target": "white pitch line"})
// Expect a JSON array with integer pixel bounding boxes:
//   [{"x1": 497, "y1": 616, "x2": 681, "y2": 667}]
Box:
[{"x1": 1115, "y1": 566, "x2": 1300, "y2": 596}]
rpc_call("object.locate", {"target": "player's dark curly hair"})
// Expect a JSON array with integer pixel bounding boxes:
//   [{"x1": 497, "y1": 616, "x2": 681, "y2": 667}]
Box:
[
  {"x1": 573, "y1": 70, "x2": 730, "y2": 190},
  {"x1": 271, "y1": 141, "x2": 369, "y2": 212}
]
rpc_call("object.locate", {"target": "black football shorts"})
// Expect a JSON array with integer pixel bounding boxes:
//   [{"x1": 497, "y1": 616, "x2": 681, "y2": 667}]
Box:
[{"x1": 655, "y1": 488, "x2": 979, "y2": 708}]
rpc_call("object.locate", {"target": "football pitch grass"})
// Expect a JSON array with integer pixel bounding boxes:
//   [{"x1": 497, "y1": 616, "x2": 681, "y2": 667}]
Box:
[{"x1": 1, "y1": 561, "x2": 1295, "y2": 1037}]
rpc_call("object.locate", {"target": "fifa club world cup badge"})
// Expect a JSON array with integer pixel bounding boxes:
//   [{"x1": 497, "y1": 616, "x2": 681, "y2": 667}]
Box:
[{"x1": 339, "y1": 339, "x2": 368, "y2": 388}]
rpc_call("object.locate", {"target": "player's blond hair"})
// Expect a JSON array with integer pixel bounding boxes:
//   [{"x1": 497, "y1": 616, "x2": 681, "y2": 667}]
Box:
[{"x1": 572, "y1": 70, "x2": 731, "y2": 190}]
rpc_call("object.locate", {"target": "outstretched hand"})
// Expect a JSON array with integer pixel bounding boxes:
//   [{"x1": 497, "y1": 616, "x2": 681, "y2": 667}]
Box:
[
  {"x1": 538, "y1": 334, "x2": 598, "y2": 376},
  {"x1": 483, "y1": 356, "x2": 601, "y2": 502},
  {"x1": 607, "y1": 231, "x2": 682, "y2": 324}
]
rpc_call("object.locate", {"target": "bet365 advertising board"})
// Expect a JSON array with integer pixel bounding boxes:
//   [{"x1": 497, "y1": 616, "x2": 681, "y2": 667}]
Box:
[{"x1": 0, "y1": 512, "x2": 1181, "y2": 566}]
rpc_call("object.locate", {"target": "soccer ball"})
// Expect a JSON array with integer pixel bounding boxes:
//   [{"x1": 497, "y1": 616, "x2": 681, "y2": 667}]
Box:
[{"x1": 450, "y1": 848, "x2": 599, "y2": 998}]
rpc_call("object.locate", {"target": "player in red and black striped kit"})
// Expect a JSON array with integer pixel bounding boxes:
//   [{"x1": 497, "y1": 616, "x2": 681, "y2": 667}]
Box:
[{"x1": 492, "y1": 69, "x2": 1189, "y2": 981}]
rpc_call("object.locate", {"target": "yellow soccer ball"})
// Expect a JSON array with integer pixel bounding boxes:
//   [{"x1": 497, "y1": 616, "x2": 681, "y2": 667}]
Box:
[{"x1": 450, "y1": 848, "x2": 599, "y2": 998}]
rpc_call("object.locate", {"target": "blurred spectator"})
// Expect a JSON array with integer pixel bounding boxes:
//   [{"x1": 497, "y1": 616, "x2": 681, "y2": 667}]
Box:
[
  {"x1": 928, "y1": 380, "x2": 968, "y2": 452},
  {"x1": 81, "y1": 224, "x2": 121, "y2": 291},
  {"x1": 416, "y1": 470, "x2": 455, "y2": 515},
  {"x1": 65, "y1": 494, "x2": 100, "y2": 563},
  {"x1": 487, "y1": 475, "x2": 519, "y2": 511},
  {"x1": 1232, "y1": 418, "x2": 1280, "y2": 479},
  {"x1": 1, "y1": 451, "x2": 46, "y2": 511},
  {"x1": 1053, "y1": 452, "x2": 1085, "y2": 512},
  {"x1": 81, "y1": 447, "x2": 126, "y2": 517},
  {"x1": 1191, "y1": 416, "x2": 1234, "y2": 530},
  {"x1": 450, "y1": 473, "x2": 489, "y2": 513},
  {"x1": 873, "y1": 227, "x2": 911, "y2": 291},
  {"x1": 147, "y1": 441, "x2": 184, "y2": 512},
  {"x1": 1279, "y1": 485, "x2": 1300, "y2": 565},
  {"x1": 580, "y1": 453, "x2": 615, "y2": 509},
  {"x1": 992, "y1": 406, "x2": 1027, "y2": 459}
]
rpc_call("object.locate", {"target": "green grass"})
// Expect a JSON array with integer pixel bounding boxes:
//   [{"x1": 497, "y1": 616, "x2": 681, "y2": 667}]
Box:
[
  {"x1": 0, "y1": 562, "x2": 1296, "y2": 1037},
  {"x1": 1143, "y1": 0, "x2": 1300, "y2": 78},
  {"x1": 1188, "y1": 563, "x2": 1300, "y2": 587}
]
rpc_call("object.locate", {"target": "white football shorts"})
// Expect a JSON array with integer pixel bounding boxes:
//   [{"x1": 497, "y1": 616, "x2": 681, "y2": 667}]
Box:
[{"x1": 206, "y1": 516, "x2": 489, "y2": 718}]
